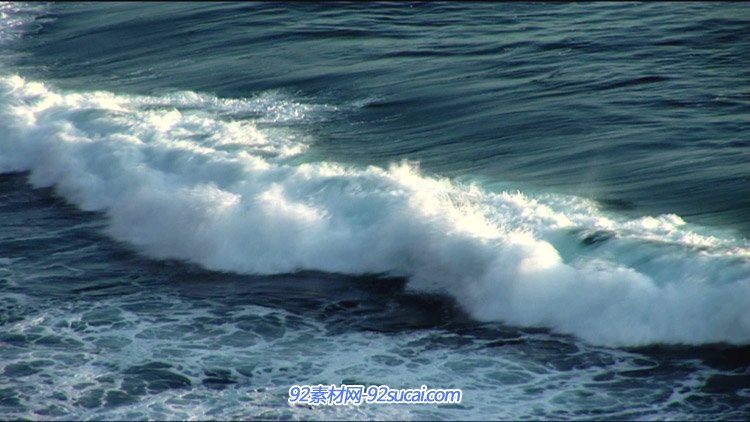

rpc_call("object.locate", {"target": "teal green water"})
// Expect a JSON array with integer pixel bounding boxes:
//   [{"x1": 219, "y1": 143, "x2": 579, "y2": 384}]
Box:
[{"x1": 0, "y1": 2, "x2": 748, "y2": 420}]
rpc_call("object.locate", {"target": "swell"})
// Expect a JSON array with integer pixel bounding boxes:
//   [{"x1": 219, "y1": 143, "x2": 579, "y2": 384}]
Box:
[{"x1": 0, "y1": 74, "x2": 748, "y2": 347}]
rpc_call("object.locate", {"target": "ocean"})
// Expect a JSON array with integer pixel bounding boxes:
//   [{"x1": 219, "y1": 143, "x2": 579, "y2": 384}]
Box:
[{"x1": 0, "y1": 2, "x2": 748, "y2": 420}]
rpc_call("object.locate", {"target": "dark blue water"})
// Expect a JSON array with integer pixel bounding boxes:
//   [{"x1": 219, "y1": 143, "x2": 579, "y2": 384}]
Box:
[{"x1": 1, "y1": 2, "x2": 748, "y2": 420}]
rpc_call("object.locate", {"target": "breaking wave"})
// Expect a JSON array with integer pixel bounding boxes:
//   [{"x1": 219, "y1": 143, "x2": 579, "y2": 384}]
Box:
[{"x1": 1, "y1": 74, "x2": 748, "y2": 346}]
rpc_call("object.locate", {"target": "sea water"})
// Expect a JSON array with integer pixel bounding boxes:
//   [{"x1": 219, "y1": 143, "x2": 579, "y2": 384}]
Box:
[{"x1": 0, "y1": 2, "x2": 748, "y2": 420}]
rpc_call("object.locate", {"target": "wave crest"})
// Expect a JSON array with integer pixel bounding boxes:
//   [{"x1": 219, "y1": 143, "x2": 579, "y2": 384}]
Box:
[{"x1": 1, "y1": 74, "x2": 748, "y2": 346}]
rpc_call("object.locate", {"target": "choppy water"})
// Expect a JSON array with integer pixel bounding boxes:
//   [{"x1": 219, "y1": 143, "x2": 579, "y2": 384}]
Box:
[{"x1": 1, "y1": 2, "x2": 748, "y2": 420}]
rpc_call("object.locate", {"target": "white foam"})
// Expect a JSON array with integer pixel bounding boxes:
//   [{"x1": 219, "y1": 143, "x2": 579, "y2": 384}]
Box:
[
  {"x1": 1, "y1": 290, "x2": 735, "y2": 420},
  {"x1": 1, "y1": 74, "x2": 749, "y2": 346}
]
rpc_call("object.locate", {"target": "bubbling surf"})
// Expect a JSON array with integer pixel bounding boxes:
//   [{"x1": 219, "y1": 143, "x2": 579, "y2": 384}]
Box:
[{"x1": 1, "y1": 74, "x2": 749, "y2": 347}]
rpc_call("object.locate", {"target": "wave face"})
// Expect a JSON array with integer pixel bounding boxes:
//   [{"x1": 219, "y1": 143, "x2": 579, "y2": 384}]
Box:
[{"x1": 1, "y1": 74, "x2": 748, "y2": 347}]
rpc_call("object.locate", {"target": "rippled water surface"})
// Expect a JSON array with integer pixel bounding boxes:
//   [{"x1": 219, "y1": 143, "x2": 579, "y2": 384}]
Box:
[{"x1": 1, "y1": 2, "x2": 748, "y2": 420}]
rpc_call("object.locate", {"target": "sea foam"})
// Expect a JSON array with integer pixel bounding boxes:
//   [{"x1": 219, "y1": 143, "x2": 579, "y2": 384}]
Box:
[{"x1": 1, "y1": 74, "x2": 748, "y2": 346}]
